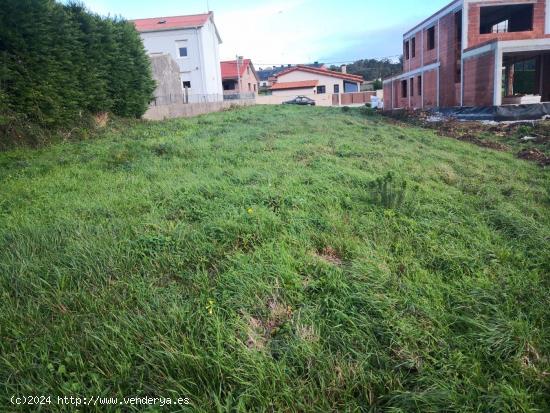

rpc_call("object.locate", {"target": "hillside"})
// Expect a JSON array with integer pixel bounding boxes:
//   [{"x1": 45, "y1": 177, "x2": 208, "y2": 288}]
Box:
[{"x1": 1, "y1": 106, "x2": 549, "y2": 411}]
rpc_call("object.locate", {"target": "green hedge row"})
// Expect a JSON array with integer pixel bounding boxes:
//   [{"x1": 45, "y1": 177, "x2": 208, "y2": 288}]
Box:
[{"x1": 0, "y1": 0, "x2": 155, "y2": 144}]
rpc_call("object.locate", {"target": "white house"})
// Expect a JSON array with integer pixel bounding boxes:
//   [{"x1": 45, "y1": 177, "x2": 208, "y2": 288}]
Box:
[
  {"x1": 132, "y1": 12, "x2": 223, "y2": 103},
  {"x1": 271, "y1": 66, "x2": 363, "y2": 97}
]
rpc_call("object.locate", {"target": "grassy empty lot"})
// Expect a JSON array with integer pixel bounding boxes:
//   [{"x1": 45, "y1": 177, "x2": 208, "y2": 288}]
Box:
[{"x1": 1, "y1": 106, "x2": 549, "y2": 412}]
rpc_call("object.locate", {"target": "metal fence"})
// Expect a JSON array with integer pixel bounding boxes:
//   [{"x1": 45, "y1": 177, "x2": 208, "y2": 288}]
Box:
[
  {"x1": 150, "y1": 93, "x2": 227, "y2": 106},
  {"x1": 223, "y1": 92, "x2": 257, "y2": 101}
]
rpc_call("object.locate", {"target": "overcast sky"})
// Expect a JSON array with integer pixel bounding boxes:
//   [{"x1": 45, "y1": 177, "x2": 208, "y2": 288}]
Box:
[{"x1": 72, "y1": 0, "x2": 451, "y2": 66}]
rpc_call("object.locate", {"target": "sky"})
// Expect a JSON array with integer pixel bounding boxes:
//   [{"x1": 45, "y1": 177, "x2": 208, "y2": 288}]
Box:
[{"x1": 71, "y1": 0, "x2": 452, "y2": 67}]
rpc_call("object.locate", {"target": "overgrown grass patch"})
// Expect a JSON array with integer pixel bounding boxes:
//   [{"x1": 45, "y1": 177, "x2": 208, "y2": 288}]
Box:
[{"x1": 1, "y1": 105, "x2": 549, "y2": 411}]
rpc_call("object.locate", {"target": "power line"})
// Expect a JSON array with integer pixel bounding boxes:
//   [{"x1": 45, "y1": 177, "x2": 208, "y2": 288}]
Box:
[{"x1": 221, "y1": 55, "x2": 402, "y2": 68}]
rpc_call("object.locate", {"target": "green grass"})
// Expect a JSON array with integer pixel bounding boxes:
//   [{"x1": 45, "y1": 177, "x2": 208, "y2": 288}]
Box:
[{"x1": 1, "y1": 106, "x2": 549, "y2": 412}]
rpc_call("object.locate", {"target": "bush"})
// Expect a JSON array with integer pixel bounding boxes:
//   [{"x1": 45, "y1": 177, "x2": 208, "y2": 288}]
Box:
[
  {"x1": 368, "y1": 171, "x2": 411, "y2": 210},
  {"x1": 0, "y1": 0, "x2": 155, "y2": 146}
]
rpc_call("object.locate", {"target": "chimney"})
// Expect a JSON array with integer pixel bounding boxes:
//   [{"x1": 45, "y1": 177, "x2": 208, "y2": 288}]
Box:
[{"x1": 340, "y1": 65, "x2": 347, "y2": 74}]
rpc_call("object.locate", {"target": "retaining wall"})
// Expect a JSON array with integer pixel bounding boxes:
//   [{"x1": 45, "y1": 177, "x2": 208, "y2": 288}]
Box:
[{"x1": 143, "y1": 99, "x2": 255, "y2": 121}]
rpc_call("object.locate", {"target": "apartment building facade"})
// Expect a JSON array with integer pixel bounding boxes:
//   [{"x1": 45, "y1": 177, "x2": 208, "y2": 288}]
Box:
[{"x1": 383, "y1": 0, "x2": 550, "y2": 110}]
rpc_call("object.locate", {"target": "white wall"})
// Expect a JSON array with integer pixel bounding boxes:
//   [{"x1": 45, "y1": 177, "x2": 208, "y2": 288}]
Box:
[
  {"x1": 271, "y1": 87, "x2": 316, "y2": 97},
  {"x1": 277, "y1": 71, "x2": 345, "y2": 94},
  {"x1": 200, "y1": 19, "x2": 223, "y2": 100},
  {"x1": 139, "y1": 22, "x2": 222, "y2": 102},
  {"x1": 257, "y1": 93, "x2": 333, "y2": 106}
]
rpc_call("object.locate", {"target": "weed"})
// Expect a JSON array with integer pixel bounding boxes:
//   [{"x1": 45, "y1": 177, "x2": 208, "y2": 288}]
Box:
[{"x1": 368, "y1": 171, "x2": 411, "y2": 210}]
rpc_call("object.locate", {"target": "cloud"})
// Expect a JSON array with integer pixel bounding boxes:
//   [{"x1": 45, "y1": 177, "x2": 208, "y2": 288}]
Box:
[
  {"x1": 217, "y1": 0, "x2": 326, "y2": 64},
  {"x1": 216, "y1": 0, "x2": 418, "y2": 66}
]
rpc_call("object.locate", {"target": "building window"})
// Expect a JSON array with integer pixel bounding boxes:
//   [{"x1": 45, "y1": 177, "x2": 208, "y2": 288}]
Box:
[
  {"x1": 410, "y1": 78, "x2": 414, "y2": 97},
  {"x1": 334, "y1": 84, "x2": 340, "y2": 93},
  {"x1": 479, "y1": 4, "x2": 534, "y2": 34},
  {"x1": 248, "y1": 83, "x2": 251, "y2": 91},
  {"x1": 401, "y1": 80, "x2": 407, "y2": 98},
  {"x1": 427, "y1": 26, "x2": 435, "y2": 50},
  {"x1": 178, "y1": 47, "x2": 188, "y2": 57},
  {"x1": 182, "y1": 81, "x2": 191, "y2": 89},
  {"x1": 317, "y1": 85, "x2": 326, "y2": 94},
  {"x1": 405, "y1": 41, "x2": 410, "y2": 60},
  {"x1": 411, "y1": 37, "x2": 416, "y2": 58},
  {"x1": 254, "y1": 84, "x2": 257, "y2": 92},
  {"x1": 417, "y1": 75, "x2": 422, "y2": 96}
]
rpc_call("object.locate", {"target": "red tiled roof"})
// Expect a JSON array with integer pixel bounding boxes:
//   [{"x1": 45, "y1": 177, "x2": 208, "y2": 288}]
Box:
[
  {"x1": 220, "y1": 59, "x2": 251, "y2": 79},
  {"x1": 270, "y1": 80, "x2": 319, "y2": 90},
  {"x1": 132, "y1": 13, "x2": 211, "y2": 32},
  {"x1": 275, "y1": 65, "x2": 363, "y2": 82}
]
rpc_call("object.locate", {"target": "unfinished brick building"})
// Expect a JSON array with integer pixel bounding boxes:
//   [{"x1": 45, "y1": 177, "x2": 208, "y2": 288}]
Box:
[{"x1": 383, "y1": 0, "x2": 550, "y2": 110}]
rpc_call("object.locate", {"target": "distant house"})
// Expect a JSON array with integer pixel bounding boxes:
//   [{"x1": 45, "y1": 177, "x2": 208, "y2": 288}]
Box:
[
  {"x1": 221, "y1": 58, "x2": 260, "y2": 97},
  {"x1": 132, "y1": 12, "x2": 223, "y2": 103},
  {"x1": 270, "y1": 65, "x2": 363, "y2": 97},
  {"x1": 258, "y1": 62, "x2": 327, "y2": 88},
  {"x1": 257, "y1": 67, "x2": 284, "y2": 88},
  {"x1": 270, "y1": 80, "x2": 320, "y2": 95}
]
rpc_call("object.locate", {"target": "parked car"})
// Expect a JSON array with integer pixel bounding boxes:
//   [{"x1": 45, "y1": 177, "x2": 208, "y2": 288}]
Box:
[{"x1": 282, "y1": 96, "x2": 316, "y2": 106}]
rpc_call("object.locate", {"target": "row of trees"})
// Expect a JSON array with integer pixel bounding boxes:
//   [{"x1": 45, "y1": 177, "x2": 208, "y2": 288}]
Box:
[
  {"x1": 0, "y1": 0, "x2": 155, "y2": 137},
  {"x1": 330, "y1": 58, "x2": 403, "y2": 86}
]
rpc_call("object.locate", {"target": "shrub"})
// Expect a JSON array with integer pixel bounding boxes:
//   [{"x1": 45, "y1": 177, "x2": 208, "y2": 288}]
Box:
[
  {"x1": 368, "y1": 171, "x2": 411, "y2": 210},
  {"x1": 0, "y1": 0, "x2": 155, "y2": 146}
]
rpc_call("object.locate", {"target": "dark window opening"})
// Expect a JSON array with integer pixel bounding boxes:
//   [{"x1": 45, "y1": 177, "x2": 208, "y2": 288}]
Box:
[
  {"x1": 455, "y1": 11, "x2": 462, "y2": 84},
  {"x1": 410, "y1": 78, "x2": 414, "y2": 97},
  {"x1": 334, "y1": 84, "x2": 340, "y2": 93},
  {"x1": 222, "y1": 80, "x2": 236, "y2": 91},
  {"x1": 427, "y1": 26, "x2": 435, "y2": 50},
  {"x1": 503, "y1": 58, "x2": 538, "y2": 97},
  {"x1": 479, "y1": 4, "x2": 533, "y2": 34},
  {"x1": 317, "y1": 85, "x2": 326, "y2": 94},
  {"x1": 179, "y1": 47, "x2": 188, "y2": 57},
  {"x1": 182, "y1": 81, "x2": 191, "y2": 88},
  {"x1": 417, "y1": 75, "x2": 422, "y2": 96},
  {"x1": 411, "y1": 37, "x2": 416, "y2": 58},
  {"x1": 401, "y1": 80, "x2": 407, "y2": 98},
  {"x1": 405, "y1": 41, "x2": 410, "y2": 60}
]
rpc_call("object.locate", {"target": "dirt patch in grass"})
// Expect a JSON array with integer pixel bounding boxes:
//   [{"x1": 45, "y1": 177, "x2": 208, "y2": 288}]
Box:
[
  {"x1": 517, "y1": 148, "x2": 550, "y2": 166},
  {"x1": 383, "y1": 110, "x2": 549, "y2": 166},
  {"x1": 245, "y1": 297, "x2": 294, "y2": 350},
  {"x1": 246, "y1": 316, "x2": 267, "y2": 350},
  {"x1": 313, "y1": 246, "x2": 343, "y2": 266},
  {"x1": 457, "y1": 134, "x2": 510, "y2": 151}
]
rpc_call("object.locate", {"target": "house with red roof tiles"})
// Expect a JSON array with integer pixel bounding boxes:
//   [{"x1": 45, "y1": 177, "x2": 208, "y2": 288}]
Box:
[
  {"x1": 270, "y1": 65, "x2": 363, "y2": 98},
  {"x1": 221, "y1": 59, "x2": 260, "y2": 97},
  {"x1": 132, "y1": 12, "x2": 223, "y2": 103}
]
